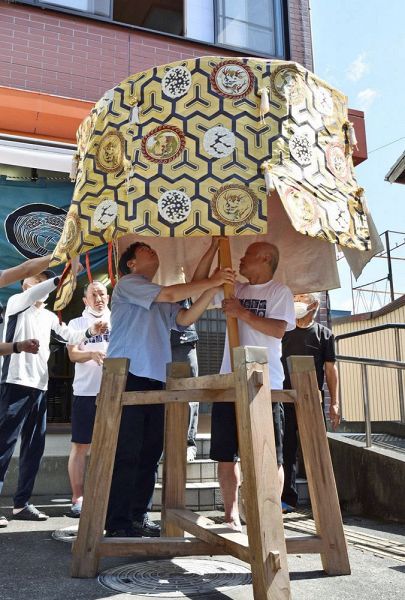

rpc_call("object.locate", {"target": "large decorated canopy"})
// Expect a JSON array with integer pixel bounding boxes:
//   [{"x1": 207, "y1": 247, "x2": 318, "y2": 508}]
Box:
[{"x1": 51, "y1": 56, "x2": 380, "y2": 308}]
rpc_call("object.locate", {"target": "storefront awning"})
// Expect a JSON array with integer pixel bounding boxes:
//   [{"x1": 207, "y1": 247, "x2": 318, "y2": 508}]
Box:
[{"x1": 0, "y1": 136, "x2": 74, "y2": 173}]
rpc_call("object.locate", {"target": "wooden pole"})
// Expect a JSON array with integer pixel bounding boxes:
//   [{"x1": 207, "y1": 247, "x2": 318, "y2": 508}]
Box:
[{"x1": 218, "y1": 237, "x2": 240, "y2": 364}]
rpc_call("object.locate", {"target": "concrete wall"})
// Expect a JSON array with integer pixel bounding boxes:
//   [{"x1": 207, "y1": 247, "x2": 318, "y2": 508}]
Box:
[
  {"x1": 0, "y1": 0, "x2": 313, "y2": 102},
  {"x1": 329, "y1": 434, "x2": 405, "y2": 523}
]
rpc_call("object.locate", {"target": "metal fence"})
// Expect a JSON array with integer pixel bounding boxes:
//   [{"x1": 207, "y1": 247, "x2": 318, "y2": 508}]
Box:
[{"x1": 336, "y1": 324, "x2": 405, "y2": 447}]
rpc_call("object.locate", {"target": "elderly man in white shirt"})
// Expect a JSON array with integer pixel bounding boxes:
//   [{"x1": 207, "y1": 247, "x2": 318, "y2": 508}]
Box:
[{"x1": 0, "y1": 272, "x2": 107, "y2": 527}]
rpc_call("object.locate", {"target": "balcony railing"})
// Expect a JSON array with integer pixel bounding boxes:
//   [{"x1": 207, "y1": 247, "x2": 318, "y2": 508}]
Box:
[{"x1": 335, "y1": 324, "x2": 405, "y2": 447}]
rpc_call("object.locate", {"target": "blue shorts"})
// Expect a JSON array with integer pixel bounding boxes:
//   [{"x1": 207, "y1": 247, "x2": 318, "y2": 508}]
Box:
[{"x1": 71, "y1": 395, "x2": 97, "y2": 444}]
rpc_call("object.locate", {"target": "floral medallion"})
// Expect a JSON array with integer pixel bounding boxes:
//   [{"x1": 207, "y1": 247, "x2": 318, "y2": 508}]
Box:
[
  {"x1": 210, "y1": 60, "x2": 254, "y2": 99},
  {"x1": 162, "y1": 65, "x2": 192, "y2": 99},
  {"x1": 158, "y1": 190, "x2": 191, "y2": 224},
  {"x1": 326, "y1": 142, "x2": 349, "y2": 181},
  {"x1": 289, "y1": 130, "x2": 314, "y2": 166},
  {"x1": 211, "y1": 184, "x2": 258, "y2": 226},
  {"x1": 92, "y1": 200, "x2": 118, "y2": 230},
  {"x1": 95, "y1": 131, "x2": 125, "y2": 173},
  {"x1": 270, "y1": 65, "x2": 305, "y2": 105},
  {"x1": 141, "y1": 125, "x2": 185, "y2": 164},
  {"x1": 203, "y1": 126, "x2": 236, "y2": 158}
]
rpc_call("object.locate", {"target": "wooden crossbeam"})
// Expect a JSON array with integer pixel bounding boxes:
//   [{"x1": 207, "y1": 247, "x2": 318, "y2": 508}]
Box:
[
  {"x1": 166, "y1": 372, "x2": 235, "y2": 391},
  {"x1": 166, "y1": 508, "x2": 250, "y2": 563},
  {"x1": 99, "y1": 537, "x2": 225, "y2": 558},
  {"x1": 286, "y1": 535, "x2": 324, "y2": 554},
  {"x1": 121, "y1": 388, "x2": 234, "y2": 406},
  {"x1": 115, "y1": 388, "x2": 295, "y2": 406},
  {"x1": 271, "y1": 390, "x2": 296, "y2": 404}
]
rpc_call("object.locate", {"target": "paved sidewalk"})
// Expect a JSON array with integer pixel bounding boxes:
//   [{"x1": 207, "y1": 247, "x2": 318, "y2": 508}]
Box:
[{"x1": 0, "y1": 497, "x2": 404, "y2": 600}]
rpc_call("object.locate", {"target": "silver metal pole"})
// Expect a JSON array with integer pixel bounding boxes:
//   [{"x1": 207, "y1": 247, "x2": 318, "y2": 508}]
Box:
[
  {"x1": 361, "y1": 363, "x2": 372, "y2": 447},
  {"x1": 393, "y1": 328, "x2": 405, "y2": 422}
]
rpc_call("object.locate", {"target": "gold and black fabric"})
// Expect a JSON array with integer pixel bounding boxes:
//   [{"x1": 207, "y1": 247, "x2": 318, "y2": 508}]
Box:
[{"x1": 51, "y1": 57, "x2": 371, "y2": 307}]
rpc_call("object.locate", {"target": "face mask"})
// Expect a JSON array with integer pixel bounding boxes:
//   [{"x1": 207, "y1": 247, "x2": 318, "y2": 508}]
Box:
[
  {"x1": 85, "y1": 306, "x2": 105, "y2": 318},
  {"x1": 294, "y1": 302, "x2": 310, "y2": 319}
]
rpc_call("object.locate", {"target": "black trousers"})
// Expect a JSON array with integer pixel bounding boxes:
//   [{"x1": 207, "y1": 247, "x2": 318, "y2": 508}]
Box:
[
  {"x1": 281, "y1": 403, "x2": 299, "y2": 507},
  {"x1": 282, "y1": 397, "x2": 326, "y2": 507},
  {"x1": 106, "y1": 373, "x2": 165, "y2": 531},
  {"x1": 0, "y1": 383, "x2": 47, "y2": 508}
]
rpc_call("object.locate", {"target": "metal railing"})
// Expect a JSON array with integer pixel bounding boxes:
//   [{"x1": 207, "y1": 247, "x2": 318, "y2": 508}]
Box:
[{"x1": 335, "y1": 324, "x2": 405, "y2": 447}]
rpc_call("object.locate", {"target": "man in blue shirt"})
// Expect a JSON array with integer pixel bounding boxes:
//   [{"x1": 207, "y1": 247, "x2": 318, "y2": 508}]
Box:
[{"x1": 106, "y1": 241, "x2": 234, "y2": 538}]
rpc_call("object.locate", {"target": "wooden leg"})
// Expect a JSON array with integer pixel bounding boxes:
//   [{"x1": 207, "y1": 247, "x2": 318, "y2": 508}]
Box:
[
  {"x1": 71, "y1": 358, "x2": 129, "y2": 578},
  {"x1": 288, "y1": 355, "x2": 351, "y2": 576},
  {"x1": 233, "y1": 347, "x2": 291, "y2": 600},
  {"x1": 161, "y1": 362, "x2": 190, "y2": 537}
]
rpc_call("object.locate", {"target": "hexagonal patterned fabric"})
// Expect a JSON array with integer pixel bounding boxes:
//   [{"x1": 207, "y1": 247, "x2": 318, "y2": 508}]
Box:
[{"x1": 52, "y1": 56, "x2": 369, "y2": 269}]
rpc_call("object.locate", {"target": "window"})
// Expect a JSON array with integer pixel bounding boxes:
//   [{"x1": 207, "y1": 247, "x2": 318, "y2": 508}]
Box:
[
  {"x1": 215, "y1": 0, "x2": 284, "y2": 56},
  {"x1": 186, "y1": 0, "x2": 285, "y2": 57},
  {"x1": 41, "y1": 0, "x2": 110, "y2": 16},
  {"x1": 113, "y1": 0, "x2": 184, "y2": 36},
  {"x1": 21, "y1": 1, "x2": 285, "y2": 57}
]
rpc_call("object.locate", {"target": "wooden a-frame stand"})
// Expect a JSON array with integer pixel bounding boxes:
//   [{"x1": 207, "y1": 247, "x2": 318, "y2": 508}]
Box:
[{"x1": 71, "y1": 347, "x2": 350, "y2": 599}]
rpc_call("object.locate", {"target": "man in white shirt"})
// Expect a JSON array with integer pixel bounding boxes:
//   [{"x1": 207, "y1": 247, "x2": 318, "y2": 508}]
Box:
[
  {"x1": 0, "y1": 272, "x2": 107, "y2": 526},
  {"x1": 67, "y1": 281, "x2": 110, "y2": 518},
  {"x1": 194, "y1": 240, "x2": 295, "y2": 531}
]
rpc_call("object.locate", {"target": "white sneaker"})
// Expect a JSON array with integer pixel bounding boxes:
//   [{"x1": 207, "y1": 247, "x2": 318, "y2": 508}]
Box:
[{"x1": 187, "y1": 446, "x2": 197, "y2": 462}]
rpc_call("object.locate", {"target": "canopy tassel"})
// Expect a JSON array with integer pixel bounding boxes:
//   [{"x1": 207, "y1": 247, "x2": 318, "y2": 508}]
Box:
[
  {"x1": 69, "y1": 153, "x2": 79, "y2": 182},
  {"x1": 129, "y1": 96, "x2": 140, "y2": 124},
  {"x1": 344, "y1": 120, "x2": 358, "y2": 155},
  {"x1": 108, "y1": 241, "x2": 117, "y2": 287},
  {"x1": 356, "y1": 187, "x2": 368, "y2": 214},
  {"x1": 123, "y1": 157, "x2": 134, "y2": 193},
  {"x1": 261, "y1": 160, "x2": 276, "y2": 194},
  {"x1": 85, "y1": 252, "x2": 93, "y2": 283},
  {"x1": 258, "y1": 88, "x2": 270, "y2": 124}
]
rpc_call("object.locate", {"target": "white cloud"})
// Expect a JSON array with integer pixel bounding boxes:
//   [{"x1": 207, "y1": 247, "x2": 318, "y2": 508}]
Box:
[
  {"x1": 356, "y1": 88, "x2": 379, "y2": 111},
  {"x1": 347, "y1": 53, "x2": 369, "y2": 82}
]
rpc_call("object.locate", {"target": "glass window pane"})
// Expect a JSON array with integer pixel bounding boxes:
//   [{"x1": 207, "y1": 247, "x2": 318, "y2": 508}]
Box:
[
  {"x1": 185, "y1": 0, "x2": 215, "y2": 43},
  {"x1": 43, "y1": 0, "x2": 110, "y2": 16},
  {"x1": 216, "y1": 0, "x2": 283, "y2": 57},
  {"x1": 113, "y1": 0, "x2": 184, "y2": 36}
]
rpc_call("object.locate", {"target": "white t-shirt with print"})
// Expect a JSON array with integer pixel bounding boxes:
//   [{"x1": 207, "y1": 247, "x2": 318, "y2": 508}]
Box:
[
  {"x1": 68, "y1": 307, "x2": 111, "y2": 396},
  {"x1": 217, "y1": 280, "x2": 295, "y2": 390}
]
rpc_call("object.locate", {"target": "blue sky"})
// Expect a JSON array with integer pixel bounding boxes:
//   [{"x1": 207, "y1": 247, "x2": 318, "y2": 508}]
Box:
[{"x1": 311, "y1": 1, "x2": 405, "y2": 312}]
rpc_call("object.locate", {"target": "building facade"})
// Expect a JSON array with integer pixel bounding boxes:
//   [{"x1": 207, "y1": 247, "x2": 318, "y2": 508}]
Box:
[
  {"x1": 0, "y1": 1, "x2": 313, "y2": 105},
  {"x1": 0, "y1": 0, "x2": 366, "y2": 422}
]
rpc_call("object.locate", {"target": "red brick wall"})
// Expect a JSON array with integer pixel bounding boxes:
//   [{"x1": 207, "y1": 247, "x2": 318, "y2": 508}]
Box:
[
  {"x1": 0, "y1": 0, "x2": 313, "y2": 102},
  {"x1": 287, "y1": 0, "x2": 313, "y2": 70}
]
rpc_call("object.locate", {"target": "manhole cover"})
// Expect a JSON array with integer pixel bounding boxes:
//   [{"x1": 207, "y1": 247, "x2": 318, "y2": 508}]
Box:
[
  {"x1": 98, "y1": 558, "x2": 252, "y2": 597},
  {"x1": 52, "y1": 525, "x2": 79, "y2": 543}
]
